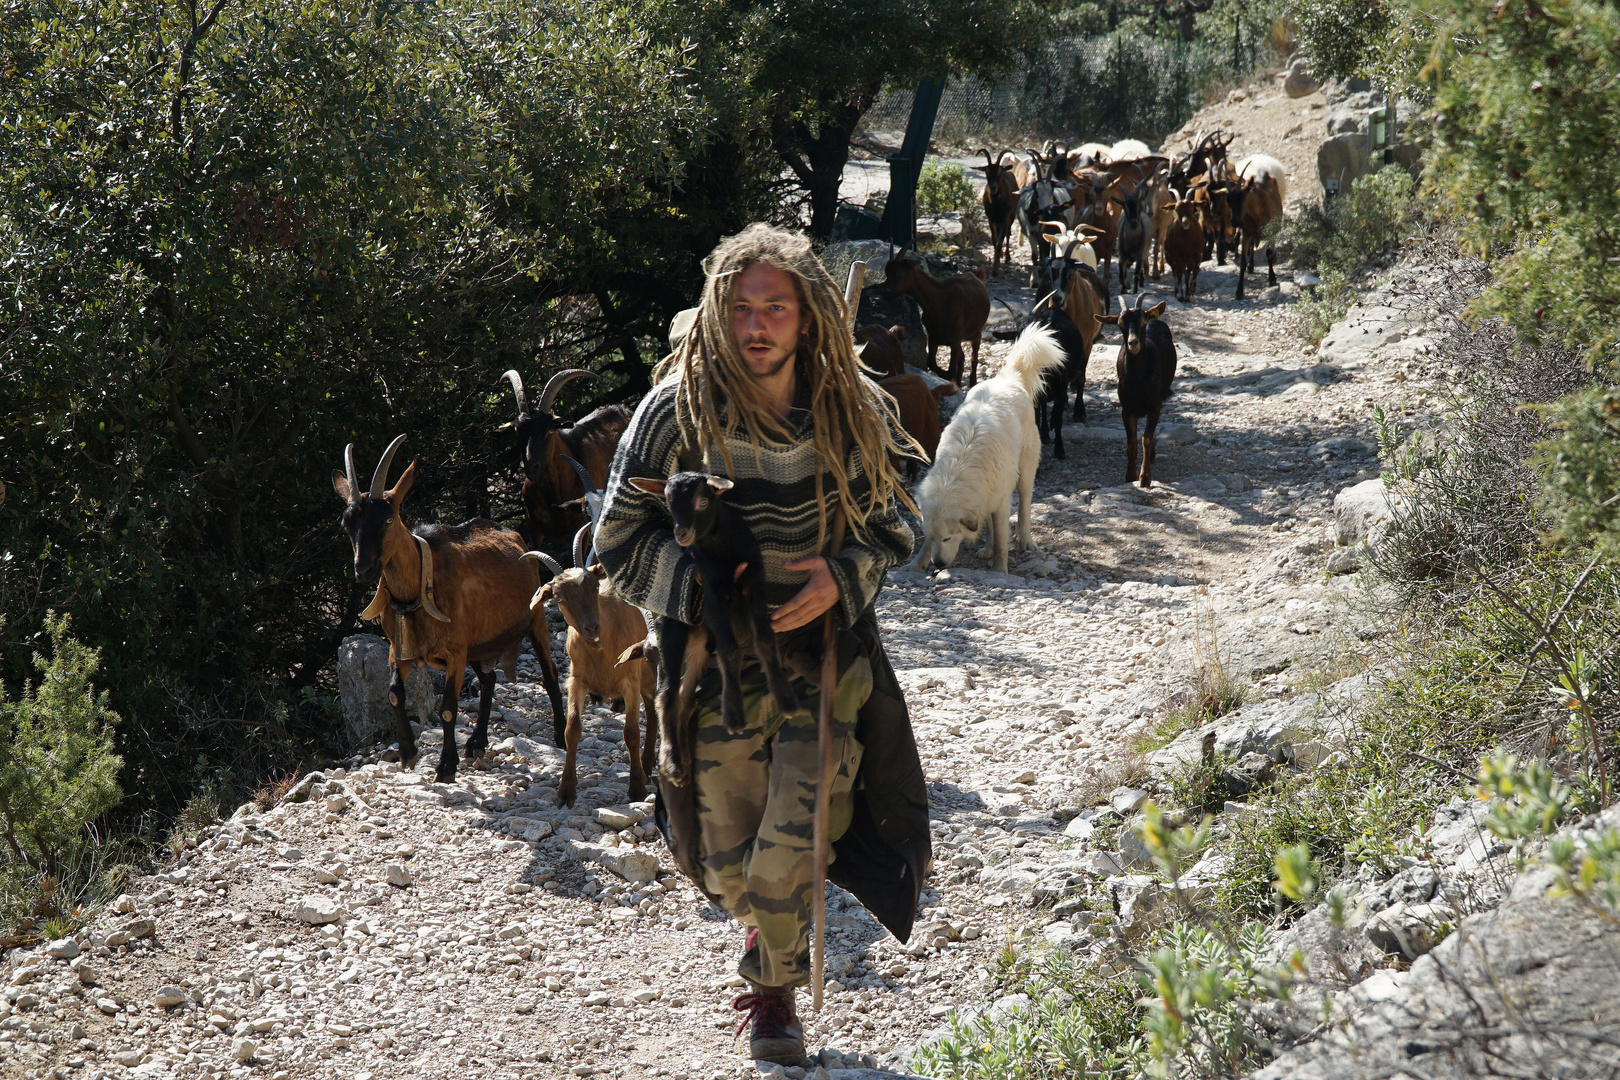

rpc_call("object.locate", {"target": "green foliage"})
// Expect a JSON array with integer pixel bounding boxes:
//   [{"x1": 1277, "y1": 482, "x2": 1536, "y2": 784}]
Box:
[
  {"x1": 1293, "y1": 271, "x2": 1355, "y2": 346},
  {"x1": 1140, "y1": 923, "x2": 1288, "y2": 1079},
  {"x1": 0, "y1": 0, "x2": 774, "y2": 816},
  {"x1": 1284, "y1": 166, "x2": 1426, "y2": 278},
  {"x1": 1539, "y1": 388, "x2": 1620, "y2": 559},
  {"x1": 1285, "y1": 0, "x2": 1429, "y2": 94},
  {"x1": 916, "y1": 946, "x2": 1145, "y2": 1080},
  {"x1": 0, "y1": 614, "x2": 122, "y2": 878},
  {"x1": 1422, "y1": 0, "x2": 1620, "y2": 366},
  {"x1": 1135, "y1": 801, "x2": 1213, "y2": 884},
  {"x1": 916, "y1": 159, "x2": 976, "y2": 215},
  {"x1": 1472, "y1": 756, "x2": 1620, "y2": 917}
]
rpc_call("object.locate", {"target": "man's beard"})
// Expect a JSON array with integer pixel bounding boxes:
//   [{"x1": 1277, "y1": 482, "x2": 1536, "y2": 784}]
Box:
[{"x1": 754, "y1": 350, "x2": 794, "y2": 379}]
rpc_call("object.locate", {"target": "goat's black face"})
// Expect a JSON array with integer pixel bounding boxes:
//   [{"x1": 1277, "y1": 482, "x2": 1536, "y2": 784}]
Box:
[
  {"x1": 663, "y1": 471, "x2": 729, "y2": 550},
  {"x1": 340, "y1": 497, "x2": 395, "y2": 584},
  {"x1": 1118, "y1": 309, "x2": 1149, "y2": 355},
  {"x1": 884, "y1": 254, "x2": 922, "y2": 299},
  {"x1": 513, "y1": 409, "x2": 560, "y2": 484}
]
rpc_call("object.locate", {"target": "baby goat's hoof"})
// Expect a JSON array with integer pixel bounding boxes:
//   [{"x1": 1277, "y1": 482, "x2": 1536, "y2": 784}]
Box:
[{"x1": 435, "y1": 758, "x2": 458, "y2": 784}]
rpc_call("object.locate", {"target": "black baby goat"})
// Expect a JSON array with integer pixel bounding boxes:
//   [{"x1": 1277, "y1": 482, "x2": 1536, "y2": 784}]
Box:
[{"x1": 626, "y1": 472, "x2": 799, "y2": 785}]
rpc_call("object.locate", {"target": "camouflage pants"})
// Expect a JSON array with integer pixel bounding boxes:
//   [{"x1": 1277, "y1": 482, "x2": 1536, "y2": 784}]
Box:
[{"x1": 691, "y1": 637, "x2": 872, "y2": 990}]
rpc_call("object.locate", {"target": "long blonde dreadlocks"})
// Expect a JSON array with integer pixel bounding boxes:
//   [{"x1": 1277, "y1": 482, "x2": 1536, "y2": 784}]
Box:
[{"x1": 655, "y1": 224, "x2": 920, "y2": 551}]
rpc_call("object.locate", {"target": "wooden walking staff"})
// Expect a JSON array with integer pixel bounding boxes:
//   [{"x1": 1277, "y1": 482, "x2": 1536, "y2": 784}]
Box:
[{"x1": 811, "y1": 260, "x2": 865, "y2": 1012}]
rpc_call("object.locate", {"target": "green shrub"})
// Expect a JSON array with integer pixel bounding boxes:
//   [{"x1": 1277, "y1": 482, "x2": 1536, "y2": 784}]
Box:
[
  {"x1": 0, "y1": 614, "x2": 123, "y2": 879},
  {"x1": 915, "y1": 946, "x2": 1145, "y2": 1080},
  {"x1": 917, "y1": 158, "x2": 976, "y2": 215},
  {"x1": 0, "y1": 613, "x2": 128, "y2": 932},
  {"x1": 1283, "y1": 166, "x2": 1423, "y2": 279},
  {"x1": 1293, "y1": 269, "x2": 1354, "y2": 346}
]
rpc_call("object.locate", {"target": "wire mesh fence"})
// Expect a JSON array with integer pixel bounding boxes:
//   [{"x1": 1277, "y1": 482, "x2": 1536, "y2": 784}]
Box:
[{"x1": 866, "y1": 29, "x2": 1270, "y2": 147}]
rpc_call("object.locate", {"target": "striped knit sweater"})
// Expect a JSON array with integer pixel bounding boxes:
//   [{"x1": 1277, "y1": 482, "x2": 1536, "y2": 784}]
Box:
[{"x1": 595, "y1": 372, "x2": 915, "y2": 630}]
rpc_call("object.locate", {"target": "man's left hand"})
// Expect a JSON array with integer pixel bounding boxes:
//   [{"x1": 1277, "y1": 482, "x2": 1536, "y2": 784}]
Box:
[{"x1": 773, "y1": 557, "x2": 839, "y2": 632}]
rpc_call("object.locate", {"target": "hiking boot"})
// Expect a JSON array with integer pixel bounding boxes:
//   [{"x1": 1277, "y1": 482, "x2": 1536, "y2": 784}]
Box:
[{"x1": 732, "y1": 988, "x2": 805, "y2": 1065}]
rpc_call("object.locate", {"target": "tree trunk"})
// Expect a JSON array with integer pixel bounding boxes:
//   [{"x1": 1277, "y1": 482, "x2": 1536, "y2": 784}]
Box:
[{"x1": 773, "y1": 86, "x2": 879, "y2": 241}]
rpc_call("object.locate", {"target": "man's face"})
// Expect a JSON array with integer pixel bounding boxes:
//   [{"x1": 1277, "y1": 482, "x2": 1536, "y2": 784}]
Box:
[{"x1": 731, "y1": 262, "x2": 808, "y2": 381}]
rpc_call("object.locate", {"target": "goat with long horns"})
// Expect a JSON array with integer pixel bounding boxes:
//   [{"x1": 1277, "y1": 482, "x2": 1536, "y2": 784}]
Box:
[
  {"x1": 334, "y1": 436, "x2": 567, "y2": 779},
  {"x1": 500, "y1": 368, "x2": 633, "y2": 552}
]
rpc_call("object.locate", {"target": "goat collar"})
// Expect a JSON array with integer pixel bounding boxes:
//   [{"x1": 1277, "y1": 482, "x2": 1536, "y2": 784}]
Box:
[{"x1": 359, "y1": 534, "x2": 451, "y2": 624}]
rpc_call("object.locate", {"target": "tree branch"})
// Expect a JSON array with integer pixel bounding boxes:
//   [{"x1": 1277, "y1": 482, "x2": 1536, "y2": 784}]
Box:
[{"x1": 169, "y1": 0, "x2": 232, "y2": 139}]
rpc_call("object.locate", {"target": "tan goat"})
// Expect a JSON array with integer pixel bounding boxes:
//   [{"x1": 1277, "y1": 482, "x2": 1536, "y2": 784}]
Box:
[{"x1": 524, "y1": 535, "x2": 656, "y2": 807}]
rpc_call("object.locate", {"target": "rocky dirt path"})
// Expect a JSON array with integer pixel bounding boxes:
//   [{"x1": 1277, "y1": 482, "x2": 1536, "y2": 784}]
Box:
[{"x1": 2, "y1": 79, "x2": 1455, "y2": 1080}]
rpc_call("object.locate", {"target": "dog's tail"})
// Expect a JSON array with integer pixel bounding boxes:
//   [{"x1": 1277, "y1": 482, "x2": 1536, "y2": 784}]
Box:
[{"x1": 996, "y1": 323, "x2": 1065, "y2": 397}]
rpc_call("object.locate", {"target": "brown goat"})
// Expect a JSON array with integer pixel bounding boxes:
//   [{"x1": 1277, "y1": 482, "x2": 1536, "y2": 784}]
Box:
[
  {"x1": 853, "y1": 323, "x2": 910, "y2": 380},
  {"x1": 334, "y1": 436, "x2": 565, "y2": 782},
  {"x1": 524, "y1": 538, "x2": 656, "y2": 808},
  {"x1": 1165, "y1": 194, "x2": 1206, "y2": 302},
  {"x1": 971, "y1": 149, "x2": 1021, "y2": 271},
  {"x1": 1229, "y1": 155, "x2": 1288, "y2": 301},
  {"x1": 501, "y1": 369, "x2": 631, "y2": 552},
  {"x1": 879, "y1": 374, "x2": 959, "y2": 479},
  {"x1": 885, "y1": 250, "x2": 991, "y2": 387}
]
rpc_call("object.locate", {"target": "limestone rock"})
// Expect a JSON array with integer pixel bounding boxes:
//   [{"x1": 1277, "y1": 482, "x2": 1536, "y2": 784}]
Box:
[
  {"x1": 44, "y1": 938, "x2": 79, "y2": 960},
  {"x1": 978, "y1": 863, "x2": 1040, "y2": 895},
  {"x1": 232, "y1": 1037, "x2": 257, "y2": 1062},
  {"x1": 1254, "y1": 895, "x2": 1620, "y2": 1080},
  {"x1": 1109, "y1": 786, "x2": 1148, "y2": 814},
  {"x1": 594, "y1": 807, "x2": 643, "y2": 831},
  {"x1": 295, "y1": 895, "x2": 343, "y2": 924},
  {"x1": 384, "y1": 863, "x2": 412, "y2": 888},
  {"x1": 154, "y1": 985, "x2": 188, "y2": 1008},
  {"x1": 1365, "y1": 901, "x2": 1454, "y2": 959},
  {"x1": 1283, "y1": 57, "x2": 1321, "y2": 98},
  {"x1": 337, "y1": 634, "x2": 434, "y2": 750},
  {"x1": 563, "y1": 840, "x2": 660, "y2": 885},
  {"x1": 1333, "y1": 478, "x2": 1407, "y2": 548}
]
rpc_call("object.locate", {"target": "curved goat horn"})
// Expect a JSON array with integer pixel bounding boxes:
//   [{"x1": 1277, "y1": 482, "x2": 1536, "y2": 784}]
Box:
[
  {"x1": 370, "y1": 434, "x2": 406, "y2": 498},
  {"x1": 563, "y1": 455, "x2": 597, "y2": 500},
  {"x1": 344, "y1": 443, "x2": 359, "y2": 501},
  {"x1": 572, "y1": 523, "x2": 593, "y2": 570},
  {"x1": 522, "y1": 550, "x2": 566, "y2": 580},
  {"x1": 501, "y1": 369, "x2": 527, "y2": 415},
  {"x1": 537, "y1": 369, "x2": 597, "y2": 412}
]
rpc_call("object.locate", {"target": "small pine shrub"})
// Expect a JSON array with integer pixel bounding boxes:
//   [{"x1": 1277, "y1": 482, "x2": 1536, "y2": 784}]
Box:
[
  {"x1": 0, "y1": 614, "x2": 123, "y2": 879},
  {"x1": 916, "y1": 158, "x2": 976, "y2": 215}
]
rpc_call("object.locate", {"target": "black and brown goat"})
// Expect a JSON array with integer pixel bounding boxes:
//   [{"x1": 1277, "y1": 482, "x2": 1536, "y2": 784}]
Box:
[
  {"x1": 970, "y1": 149, "x2": 1021, "y2": 271},
  {"x1": 1096, "y1": 299, "x2": 1178, "y2": 488},
  {"x1": 523, "y1": 527, "x2": 657, "y2": 808},
  {"x1": 334, "y1": 436, "x2": 566, "y2": 781},
  {"x1": 1027, "y1": 240, "x2": 1108, "y2": 450},
  {"x1": 625, "y1": 472, "x2": 798, "y2": 786},
  {"x1": 501, "y1": 369, "x2": 632, "y2": 552}
]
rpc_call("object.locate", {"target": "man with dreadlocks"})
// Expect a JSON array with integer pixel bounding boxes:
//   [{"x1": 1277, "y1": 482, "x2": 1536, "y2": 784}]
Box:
[{"x1": 594, "y1": 224, "x2": 931, "y2": 1065}]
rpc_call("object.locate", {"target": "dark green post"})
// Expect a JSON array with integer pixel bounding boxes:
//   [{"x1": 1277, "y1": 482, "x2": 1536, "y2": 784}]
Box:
[{"x1": 879, "y1": 76, "x2": 947, "y2": 249}]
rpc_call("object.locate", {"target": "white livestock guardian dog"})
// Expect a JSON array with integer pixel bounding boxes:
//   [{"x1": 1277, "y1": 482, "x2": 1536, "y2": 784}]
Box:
[{"x1": 912, "y1": 324, "x2": 1064, "y2": 573}]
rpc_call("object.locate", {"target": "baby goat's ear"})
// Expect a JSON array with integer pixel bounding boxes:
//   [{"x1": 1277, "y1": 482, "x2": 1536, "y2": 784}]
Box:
[
  {"x1": 1095, "y1": 313, "x2": 1120, "y2": 326},
  {"x1": 1145, "y1": 301, "x2": 1168, "y2": 319},
  {"x1": 704, "y1": 475, "x2": 734, "y2": 493},
  {"x1": 529, "y1": 583, "x2": 553, "y2": 613},
  {"x1": 628, "y1": 477, "x2": 667, "y2": 496}
]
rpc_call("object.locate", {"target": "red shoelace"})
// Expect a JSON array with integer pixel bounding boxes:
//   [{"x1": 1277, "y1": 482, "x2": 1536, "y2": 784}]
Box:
[{"x1": 732, "y1": 991, "x2": 796, "y2": 1040}]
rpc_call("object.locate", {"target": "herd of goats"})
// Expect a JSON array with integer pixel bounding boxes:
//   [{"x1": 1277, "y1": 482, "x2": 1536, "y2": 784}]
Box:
[{"x1": 329, "y1": 131, "x2": 1290, "y2": 821}]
